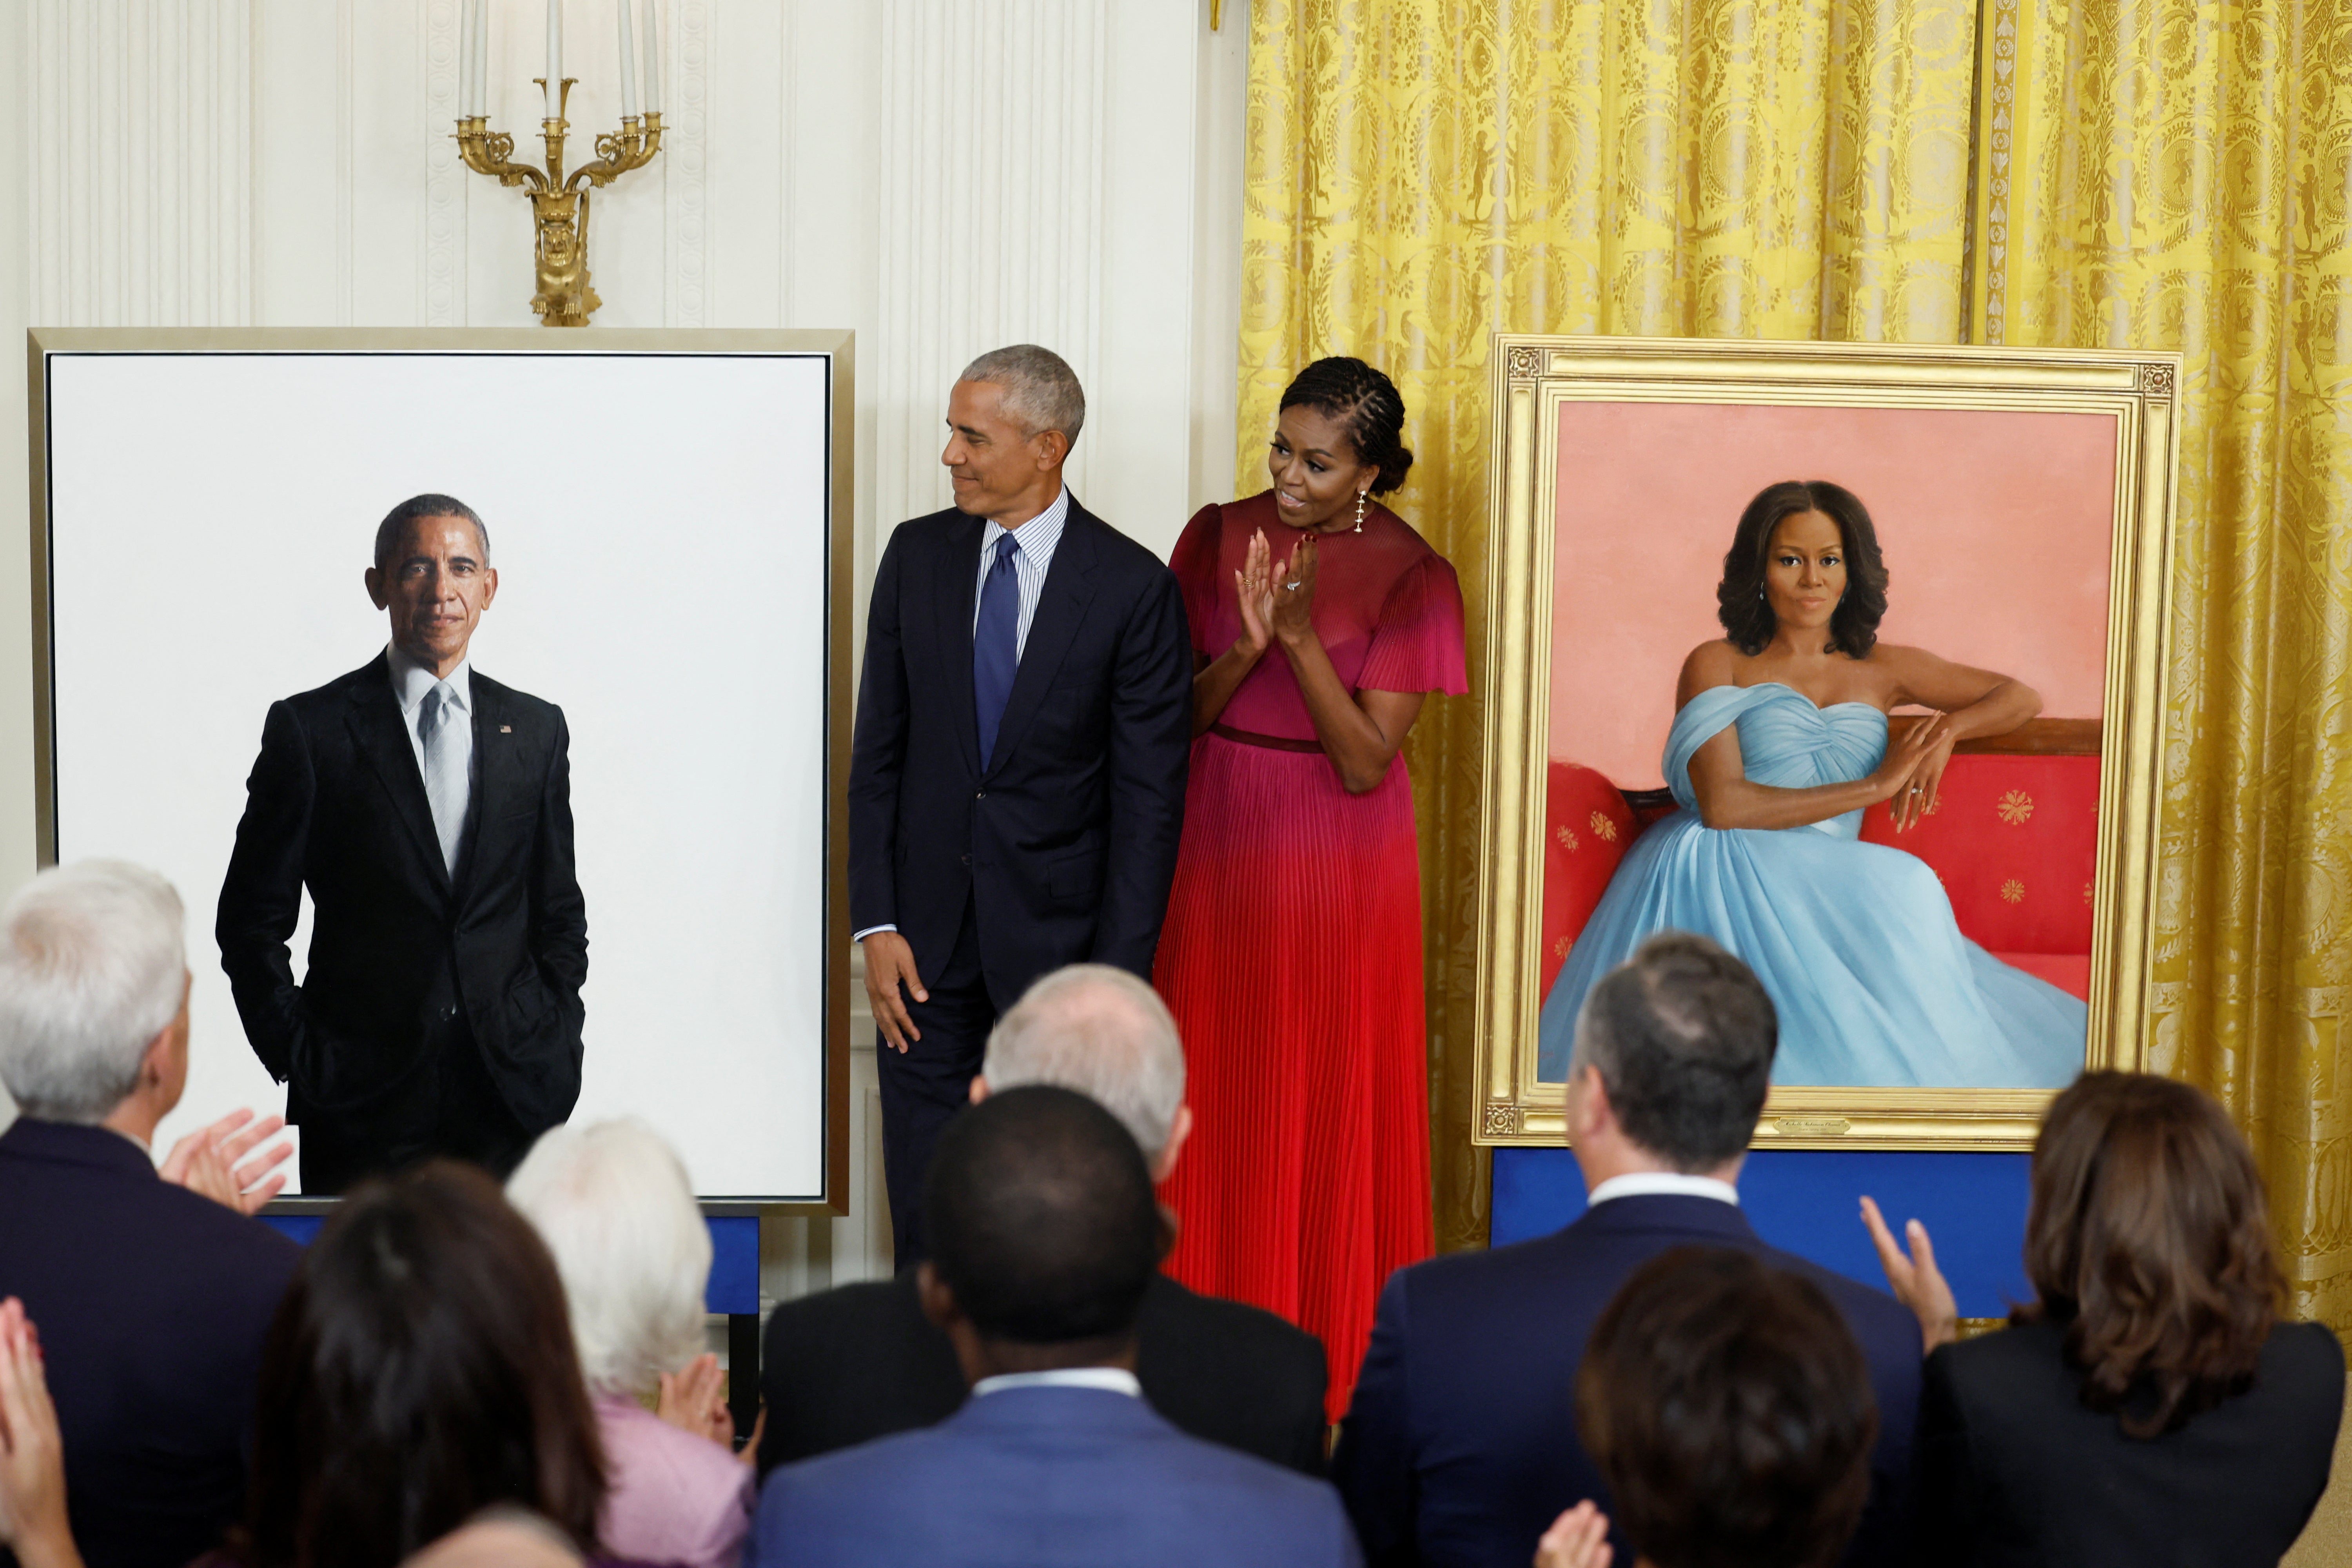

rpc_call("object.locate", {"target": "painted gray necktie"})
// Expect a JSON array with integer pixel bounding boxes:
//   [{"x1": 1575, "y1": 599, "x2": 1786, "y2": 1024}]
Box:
[{"x1": 418, "y1": 681, "x2": 466, "y2": 876}]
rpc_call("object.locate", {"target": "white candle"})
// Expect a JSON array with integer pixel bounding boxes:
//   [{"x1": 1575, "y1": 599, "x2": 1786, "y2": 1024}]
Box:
[
  {"x1": 642, "y1": 0, "x2": 660, "y2": 114},
  {"x1": 545, "y1": 0, "x2": 562, "y2": 120},
  {"x1": 470, "y1": 0, "x2": 488, "y2": 114},
  {"x1": 616, "y1": 0, "x2": 637, "y2": 118}
]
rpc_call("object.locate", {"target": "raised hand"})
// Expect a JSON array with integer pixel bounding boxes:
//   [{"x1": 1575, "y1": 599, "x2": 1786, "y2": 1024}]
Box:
[
  {"x1": 1232, "y1": 529, "x2": 1275, "y2": 654},
  {"x1": 1860, "y1": 1195, "x2": 1959, "y2": 1354},
  {"x1": 160, "y1": 1107, "x2": 293, "y2": 1215},
  {"x1": 0, "y1": 1298, "x2": 77, "y2": 1568},
  {"x1": 1268, "y1": 534, "x2": 1319, "y2": 647},
  {"x1": 1534, "y1": 1500, "x2": 1613, "y2": 1568}
]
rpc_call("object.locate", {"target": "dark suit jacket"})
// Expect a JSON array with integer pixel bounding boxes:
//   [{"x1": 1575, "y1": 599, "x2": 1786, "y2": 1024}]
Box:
[
  {"x1": 1916, "y1": 1315, "x2": 2343, "y2": 1568},
  {"x1": 846, "y1": 500, "x2": 1192, "y2": 997},
  {"x1": 215, "y1": 654, "x2": 588, "y2": 1134},
  {"x1": 0, "y1": 1119, "x2": 300, "y2": 1568},
  {"x1": 1332, "y1": 1194, "x2": 1924, "y2": 1568},
  {"x1": 750, "y1": 1384, "x2": 1360, "y2": 1568},
  {"x1": 756, "y1": 1267, "x2": 1329, "y2": 1476}
]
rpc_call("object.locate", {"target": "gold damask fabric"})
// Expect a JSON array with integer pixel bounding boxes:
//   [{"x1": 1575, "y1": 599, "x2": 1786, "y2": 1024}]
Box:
[
  {"x1": 1244, "y1": 0, "x2": 2352, "y2": 1301},
  {"x1": 1980, "y1": 0, "x2": 2352, "y2": 1324},
  {"x1": 1239, "y1": 0, "x2": 1980, "y2": 1252}
]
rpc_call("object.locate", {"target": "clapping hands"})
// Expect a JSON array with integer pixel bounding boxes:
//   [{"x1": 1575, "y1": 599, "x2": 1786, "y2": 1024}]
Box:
[
  {"x1": 657, "y1": 1352, "x2": 763, "y2": 1467},
  {"x1": 158, "y1": 1107, "x2": 293, "y2": 1215},
  {"x1": 1231, "y1": 529, "x2": 1319, "y2": 656}
]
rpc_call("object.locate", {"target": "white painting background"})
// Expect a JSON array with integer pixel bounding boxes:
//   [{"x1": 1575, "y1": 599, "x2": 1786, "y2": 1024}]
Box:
[{"x1": 44, "y1": 350, "x2": 833, "y2": 1199}]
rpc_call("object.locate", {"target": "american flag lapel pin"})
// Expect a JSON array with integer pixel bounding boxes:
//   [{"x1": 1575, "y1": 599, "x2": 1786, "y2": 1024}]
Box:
[{"x1": 499, "y1": 724, "x2": 512, "y2": 733}]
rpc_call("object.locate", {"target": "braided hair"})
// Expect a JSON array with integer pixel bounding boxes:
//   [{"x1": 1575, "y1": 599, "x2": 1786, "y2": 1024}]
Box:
[{"x1": 1277, "y1": 357, "x2": 1415, "y2": 494}]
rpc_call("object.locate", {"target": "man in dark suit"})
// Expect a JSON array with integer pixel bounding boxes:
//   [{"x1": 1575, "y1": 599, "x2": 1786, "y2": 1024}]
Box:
[
  {"x1": 758, "y1": 963, "x2": 1328, "y2": 1476},
  {"x1": 0, "y1": 860, "x2": 301, "y2": 1568},
  {"x1": 1333, "y1": 931, "x2": 1923, "y2": 1568},
  {"x1": 216, "y1": 493, "x2": 587, "y2": 1193},
  {"x1": 849, "y1": 344, "x2": 1192, "y2": 1267},
  {"x1": 751, "y1": 1085, "x2": 1360, "y2": 1567}
]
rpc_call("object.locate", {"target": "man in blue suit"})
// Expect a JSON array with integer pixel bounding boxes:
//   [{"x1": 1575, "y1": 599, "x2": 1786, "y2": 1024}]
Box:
[
  {"x1": 751, "y1": 1085, "x2": 1360, "y2": 1568},
  {"x1": 1332, "y1": 931, "x2": 1922, "y2": 1568}
]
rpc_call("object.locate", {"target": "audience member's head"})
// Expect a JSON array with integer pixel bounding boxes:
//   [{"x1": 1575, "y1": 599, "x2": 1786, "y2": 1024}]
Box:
[
  {"x1": 0, "y1": 860, "x2": 189, "y2": 1131},
  {"x1": 919, "y1": 1085, "x2": 1160, "y2": 1378},
  {"x1": 237, "y1": 1161, "x2": 605, "y2": 1568},
  {"x1": 976, "y1": 963, "x2": 1191, "y2": 1178},
  {"x1": 1578, "y1": 1247, "x2": 1876, "y2": 1568},
  {"x1": 507, "y1": 1118, "x2": 711, "y2": 1402},
  {"x1": 2018, "y1": 1069, "x2": 2283, "y2": 1436},
  {"x1": 1566, "y1": 930, "x2": 1777, "y2": 1177}
]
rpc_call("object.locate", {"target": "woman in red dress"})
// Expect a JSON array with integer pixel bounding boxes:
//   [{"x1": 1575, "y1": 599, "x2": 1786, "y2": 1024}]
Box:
[{"x1": 1156, "y1": 358, "x2": 1466, "y2": 1418}]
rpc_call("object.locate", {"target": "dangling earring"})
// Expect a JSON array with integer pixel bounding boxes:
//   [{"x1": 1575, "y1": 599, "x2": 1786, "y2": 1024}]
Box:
[{"x1": 1353, "y1": 490, "x2": 1368, "y2": 533}]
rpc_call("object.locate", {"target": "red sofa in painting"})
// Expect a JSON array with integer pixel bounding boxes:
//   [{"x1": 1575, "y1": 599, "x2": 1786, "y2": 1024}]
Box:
[{"x1": 1540, "y1": 724, "x2": 2100, "y2": 1002}]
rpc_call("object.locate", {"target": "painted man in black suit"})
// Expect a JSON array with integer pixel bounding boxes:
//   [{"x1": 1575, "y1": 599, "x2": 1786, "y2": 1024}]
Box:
[
  {"x1": 849, "y1": 345, "x2": 1192, "y2": 1267},
  {"x1": 216, "y1": 494, "x2": 587, "y2": 1194},
  {"x1": 1333, "y1": 931, "x2": 1924, "y2": 1568},
  {"x1": 758, "y1": 963, "x2": 1328, "y2": 1477}
]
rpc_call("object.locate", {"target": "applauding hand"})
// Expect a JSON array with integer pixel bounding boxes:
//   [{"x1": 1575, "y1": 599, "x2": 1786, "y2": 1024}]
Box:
[
  {"x1": 1533, "y1": 1501, "x2": 1613, "y2": 1568},
  {"x1": 159, "y1": 1107, "x2": 293, "y2": 1215},
  {"x1": 1232, "y1": 529, "x2": 1276, "y2": 655},
  {"x1": 1268, "y1": 534, "x2": 1319, "y2": 648},
  {"x1": 1861, "y1": 1195, "x2": 1959, "y2": 1354},
  {"x1": 0, "y1": 1298, "x2": 78, "y2": 1568}
]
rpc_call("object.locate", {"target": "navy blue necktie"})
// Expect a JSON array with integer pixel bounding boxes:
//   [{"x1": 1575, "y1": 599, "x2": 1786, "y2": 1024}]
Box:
[{"x1": 973, "y1": 534, "x2": 1022, "y2": 768}]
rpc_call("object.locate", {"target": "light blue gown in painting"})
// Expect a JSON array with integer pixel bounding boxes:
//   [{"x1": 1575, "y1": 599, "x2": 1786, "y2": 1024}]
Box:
[{"x1": 1535, "y1": 682, "x2": 2086, "y2": 1089}]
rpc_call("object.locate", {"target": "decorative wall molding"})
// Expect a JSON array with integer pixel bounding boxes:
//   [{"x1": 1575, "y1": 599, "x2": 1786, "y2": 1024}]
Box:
[
  {"x1": 30, "y1": 0, "x2": 254, "y2": 326},
  {"x1": 422, "y1": 0, "x2": 466, "y2": 326},
  {"x1": 872, "y1": 0, "x2": 1111, "y2": 534},
  {"x1": 665, "y1": 0, "x2": 710, "y2": 327}
]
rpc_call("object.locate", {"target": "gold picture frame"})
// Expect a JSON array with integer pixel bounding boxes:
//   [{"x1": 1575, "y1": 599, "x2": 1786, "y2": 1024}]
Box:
[{"x1": 1472, "y1": 335, "x2": 2181, "y2": 1150}]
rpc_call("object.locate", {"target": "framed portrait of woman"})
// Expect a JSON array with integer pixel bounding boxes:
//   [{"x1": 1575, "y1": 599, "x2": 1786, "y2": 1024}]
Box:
[{"x1": 1472, "y1": 336, "x2": 2181, "y2": 1150}]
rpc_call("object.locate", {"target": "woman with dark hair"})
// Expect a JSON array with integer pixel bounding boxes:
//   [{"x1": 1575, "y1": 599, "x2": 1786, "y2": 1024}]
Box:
[
  {"x1": 1154, "y1": 356, "x2": 1466, "y2": 1415},
  {"x1": 1866, "y1": 1071, "x2": 2343, "y2": 1568},
  {"x1": 223, "y1": 1160, "x2": 607, "y2": 1568},
  {"x1": 1536, "y1": 479, "x2": 2084, "y2": 1087},
  {"x1": 1534, "y1": 1246, "x2": 1879, "y2": 1568}
]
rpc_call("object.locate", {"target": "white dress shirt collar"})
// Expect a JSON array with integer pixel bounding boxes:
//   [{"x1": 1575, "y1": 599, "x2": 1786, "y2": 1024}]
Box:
[
  {"x1": 386, "y1": 641, "x2": 472, "y2": 716},
  {"x1": 978, "y1": 484, "x2": 1071, "y2": 558},
  {"x1": 971, "y1": 1366, "x2": 1142, "y2": 1400},
  {"x1": 1586, "y1": 1171, "x2": 1741, "y2": 1208}
]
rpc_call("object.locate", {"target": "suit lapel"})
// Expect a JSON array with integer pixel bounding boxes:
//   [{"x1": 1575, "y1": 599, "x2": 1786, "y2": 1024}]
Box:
[
  {"x1": 344, "y1": 655, "x2": 451, "y2": 897},
  {"x1": 931, "y1": 511, "x2": 987, "y2": 776},
  {"x1": 454, "y1": 676, "x2": 516, "y2": 902},
  {"x1": 984, "y1": 504, "x2": 1103, "y2": 775}
]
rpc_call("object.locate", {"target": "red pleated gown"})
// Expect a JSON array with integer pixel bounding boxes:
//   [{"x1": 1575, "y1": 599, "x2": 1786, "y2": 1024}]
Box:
[{"x1": 1155, "y1": 491, "x2": 1467, "y2": 1420}]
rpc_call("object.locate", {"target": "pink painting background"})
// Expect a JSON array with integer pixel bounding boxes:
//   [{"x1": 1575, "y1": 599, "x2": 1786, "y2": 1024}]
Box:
[{"x1": 1547, "y1": 402, "x2": 2119, "y2": 787}]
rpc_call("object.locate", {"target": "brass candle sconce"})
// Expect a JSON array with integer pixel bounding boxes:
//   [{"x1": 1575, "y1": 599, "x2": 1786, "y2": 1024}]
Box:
[{"x1": 454, "y1": 1, "x2": 662, "y2": 326}]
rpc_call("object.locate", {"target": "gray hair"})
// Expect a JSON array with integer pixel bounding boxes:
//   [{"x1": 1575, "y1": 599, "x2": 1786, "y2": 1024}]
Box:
[
  {"x1": 1569, "y1": 931, "x2": 1777, "y2": 1171},
  {"x1": 0, "y1": 861, "x2": 187, "y2": 1123},
  {"x1": 506, "y1": 1118, "x2": 710, "y2": 1399},
  {"x1": 958, "y1": 344, "x2": 1087, "y2": 445},
  {"x1": 374, "y1": 493, "x2": 490, "y2": 570},
  {"x1": 983, "y1": 964, "x2": 1183, "y2": 1163}
]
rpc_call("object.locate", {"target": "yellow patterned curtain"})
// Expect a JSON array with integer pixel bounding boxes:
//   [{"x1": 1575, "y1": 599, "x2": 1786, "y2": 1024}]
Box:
[
  {"x1": 1239, "y1": 0, "x2": 1981, "y2": 1251},
  {"x1": 1980, "y1": 0, "x2": 2352, "y2": 1322}
]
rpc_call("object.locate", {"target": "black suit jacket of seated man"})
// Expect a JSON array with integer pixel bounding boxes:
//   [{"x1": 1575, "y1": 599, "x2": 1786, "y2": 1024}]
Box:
[
  {"x1": 216, "y1": 652, "x2": 587, "y2": 1192},
  {"x1": 756, "y1": 1266, "x2": 1331, "y2": 1479}
]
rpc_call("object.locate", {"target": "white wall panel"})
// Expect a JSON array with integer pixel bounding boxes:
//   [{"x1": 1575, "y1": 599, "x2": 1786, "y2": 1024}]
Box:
[{"x1": 2, "y1": 0, "x2": 1247, "y2": 1288}]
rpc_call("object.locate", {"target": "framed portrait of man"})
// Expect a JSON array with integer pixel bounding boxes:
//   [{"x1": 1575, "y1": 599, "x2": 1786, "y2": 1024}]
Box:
[
  {"x1": 1471, "y1": 336, "x2": 2181, "y2": 1149},
  {"x1": 26, "y1": 329, "x2": 853, "y2": 1205}
]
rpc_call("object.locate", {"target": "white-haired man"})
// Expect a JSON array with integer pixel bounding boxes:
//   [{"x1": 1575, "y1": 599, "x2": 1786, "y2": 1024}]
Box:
[
  {"x1": 847, "y1": 345, "x2": 1193, "y2": 1269},
  {"x1": 0, "y1": 860, "x2": 299, "y2": 1568},
  {"x1": 757, "y1": 963, "x2": 1328, "y2": 1477}
]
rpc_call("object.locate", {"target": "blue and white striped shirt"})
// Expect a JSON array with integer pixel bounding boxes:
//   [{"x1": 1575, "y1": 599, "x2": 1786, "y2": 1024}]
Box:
[{"x1": 972, "y1": 486, "x2": 1070, "y2": 661}]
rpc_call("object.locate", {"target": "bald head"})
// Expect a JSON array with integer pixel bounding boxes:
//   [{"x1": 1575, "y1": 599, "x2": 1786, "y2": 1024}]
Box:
[{"x1": 980, "y1": 965, "x2": 1185, "y2": 1169}]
